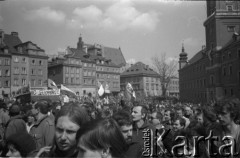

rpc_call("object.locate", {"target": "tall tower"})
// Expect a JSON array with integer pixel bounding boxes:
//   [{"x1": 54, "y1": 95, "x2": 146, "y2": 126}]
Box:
[
  {"x1": 179, "y1": 44, "x2": 188, "y2": 70},
  {"x1": 204, "y1": 1, "x2": 240, "y2": 51},
  {"x1": 77, "y1": 34, "x2": 84, "y2": 50}
]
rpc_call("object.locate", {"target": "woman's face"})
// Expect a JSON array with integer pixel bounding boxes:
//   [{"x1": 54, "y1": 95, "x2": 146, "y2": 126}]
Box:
[
  {"x1": 7, "y1": 144, "x2": 22, "y2": 158},
  {"x1": 55, "y1": 116, "x2": 80, "y2": 151}
]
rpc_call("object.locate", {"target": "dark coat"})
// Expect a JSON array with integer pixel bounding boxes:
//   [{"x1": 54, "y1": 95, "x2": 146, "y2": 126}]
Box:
[{"x1": 5, "y1": 115, "x2": 27, "y2": 139}]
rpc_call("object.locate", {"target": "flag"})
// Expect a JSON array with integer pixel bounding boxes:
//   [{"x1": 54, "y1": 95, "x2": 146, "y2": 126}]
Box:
[
  {"x1": 60, "y1": 84, "x2": 77, "y2": 99},
  {"x1": 105, "y1": 83, "x2": 110, "y2": 93},
  {"x1": 98, "y1": 85, "x2": 104, "y2": 97},
  {"x1": 48, "y1": 79, "x2": 58, "y2": 89},
  {"x1": 125, "y1": 83, "x2": 136, "y2": 100}
]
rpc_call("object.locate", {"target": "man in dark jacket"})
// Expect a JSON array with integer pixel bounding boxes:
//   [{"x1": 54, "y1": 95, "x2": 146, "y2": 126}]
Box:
[
  {"x1": 113, "y1": 110, "x2": 143, "y2": 158},
  {"x1": 5, "y1": 104, "x2": 27, "y2": 139},
  {"x1": 132, "y1": 104, "x2": 156, "y2": 157},
  {"x1": 30, "y1": 100, "x2": 55, "y2": 150}
]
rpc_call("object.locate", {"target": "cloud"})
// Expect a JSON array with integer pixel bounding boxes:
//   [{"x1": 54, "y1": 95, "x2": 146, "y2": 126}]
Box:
[
  {"x1": 166, "y1": 57, "x2": 178, "y2": 64},
  {"x1": 24, "y1": 7, "x2": 66, "y2": 23},
  {"x1": 67, "y1": 0, "x2": 160, "y2": 32},
  {"x1": 182, "y1": 37, "x2": 200, "y2": 47}
]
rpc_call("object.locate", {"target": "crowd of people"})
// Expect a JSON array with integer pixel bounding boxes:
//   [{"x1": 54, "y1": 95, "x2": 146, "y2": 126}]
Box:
[{"x1": 0, "y1": 95, "x2": 240, "y2": 158}]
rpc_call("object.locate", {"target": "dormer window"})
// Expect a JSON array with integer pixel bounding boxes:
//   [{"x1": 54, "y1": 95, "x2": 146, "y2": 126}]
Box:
[
  {"x1": 101, "y1": 61, "x2": 104, "y2": 64},
  {"x1": 18, "y1": 47, "x2": 22, "y2": 53},
  {"x1": 227, "y1": 5, "x2": 233, "y2": 11}
]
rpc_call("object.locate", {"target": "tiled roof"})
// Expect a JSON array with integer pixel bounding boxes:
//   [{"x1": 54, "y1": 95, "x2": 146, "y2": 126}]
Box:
[
  {"x1": 121, "y1": 62, "x2": 159, "y2": 77},
  {"x1": 3, "y1": 34, "x2": 22, "y2": 53},
  {"x1": 101, "y1": 46, "x2": 126, "y2": 67},
  {"x1": 69, "y1": 47, "x2": 119, "y2": 67}
]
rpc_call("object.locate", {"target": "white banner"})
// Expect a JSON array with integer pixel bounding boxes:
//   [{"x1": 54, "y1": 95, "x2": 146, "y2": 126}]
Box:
[{"x1": 31, "y1": 89, "x2": 60, "y2": 96}]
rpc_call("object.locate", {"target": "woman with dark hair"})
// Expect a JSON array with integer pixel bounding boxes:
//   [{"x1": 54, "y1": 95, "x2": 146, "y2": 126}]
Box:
[
  {"x1": 36, "y1": 102, "x2": 89, "y2": 158},
  {"x1": 76, "y1": 118, "x2": 128, "y2": 158}
]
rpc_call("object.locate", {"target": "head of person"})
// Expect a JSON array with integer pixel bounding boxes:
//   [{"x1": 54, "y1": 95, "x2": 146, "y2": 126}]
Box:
[
  {"x1": 175, "y1": 107, "x2": 183, "y2": 118},
  {"x1": 54, "y1": 102, "x2": 89, "y2": 153},
  {"x1": 150, "y1": 111, "x2": 163, "y2": 129},
  {"x1": 163, "y1": 109, "x2": 172, "y2": 121},
  {"x1": 113, "y1": 110, "x2": 133, "y2": 144},
  {"x1": 184, "y1": 106, "x2": 192, "y2": 117},
  {"x1": 214, "y1": 97, "x2": 240, "y2": 126},
  {"x1": 9, "y1": 104, "x2": 21, "y2": 117},
  {"x1": 131, "y1": 104, "x2": 148, "y2": 122},
  {"x1": 172, "y1": 117, "x2": 186, "y2": 132},
  {"x1": 76, "y1": 118, "x2": 128, "y2": 158},
  {"x1": 6, "y1": 132, "x2": 36, "y2": 158},
  {"x1": 195, "y1": 113, "x2": 204, "y2": 125},
  {"x1": 32, "y1": 100, "x2": 50, "y2": 120}
]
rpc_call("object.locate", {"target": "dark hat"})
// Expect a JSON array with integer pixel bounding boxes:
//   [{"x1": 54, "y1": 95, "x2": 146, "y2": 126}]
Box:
[
  {"x1": 9, "y1": 104, "x2": 20, "y2": 115},
  {"x1": 7, "y1": 132, "x2": 36, "y2": 157}
]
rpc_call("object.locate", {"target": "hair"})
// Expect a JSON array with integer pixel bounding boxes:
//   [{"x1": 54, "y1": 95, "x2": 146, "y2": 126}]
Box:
[
  {"x1": 55, "y1": 102, "x2": 89, "y2": 126},
  {"x1": 173, "y1": 117, "x2": 186, "y2": 127},
  {"x1": 132, "y1": 104, "x2": 148, "y2": 121},
  {"x1": 214, "y1": 97, "x2": 240, "y2": 122},
  {"x1": 76, "y1": 118, "x2": 128, "y2": 158},
  {"x1": 113, "y1": 110, "x2": 132, "y2": 127},
  {"x1": 35, "y1": 100, "x2": 51, "y2": 115}
]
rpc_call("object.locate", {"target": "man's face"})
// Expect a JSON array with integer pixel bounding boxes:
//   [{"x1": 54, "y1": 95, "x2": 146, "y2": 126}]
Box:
[
  {"x1": 164, "y1": 111, "x2": 171, "y2": 121},
  {"x1": 120, "y1": 125, "x2": 133, "y2": 144},
  {"x1": 55, "y1": 116, "x2": 80, "y2": 151},
  {"x1": 217, "y1": 107, "x2": 232, "y2": 126},
  {"x1": 196, "y1": 114, "x2": 203, "y2": 124},
  {"x1": 173, "y1": 120, "x2": 183, "y2": 132},
  {"x1": 185, "y1": 107, "x2": 191, "y2": 116},
  {"x1": 132, "y1": 106, "x2": 143, "y2": 122},
  {"x1": 176, "y1": 110, "x2": 183, "y2": 118}
]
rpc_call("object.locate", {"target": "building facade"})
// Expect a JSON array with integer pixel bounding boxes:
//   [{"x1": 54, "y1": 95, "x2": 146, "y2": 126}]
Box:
[
  {"x1": 179, "y1": 1, "x2": 240, "y2": 103},
  {"x1": 167, "y1": 77, "x2": 179, "y2": 97},
  {"x1": 0, "y1": 30, "x2": 48, "y2": 98},
  {"x1": 48, "y1": 35, "x2": 121, "y2": 96},
  {"x1": 120, "y1": 62, "x2": 162, "y2": 98}
]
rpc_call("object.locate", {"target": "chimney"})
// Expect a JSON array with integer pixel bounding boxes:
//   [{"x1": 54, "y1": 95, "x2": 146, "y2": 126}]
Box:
[{"x1": 11, "y1": 31, "x2": 18, "y2": 37}]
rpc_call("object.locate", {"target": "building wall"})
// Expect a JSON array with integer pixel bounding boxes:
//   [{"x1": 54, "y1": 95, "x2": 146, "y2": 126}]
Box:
[
  {"x1": 167, "y1": 77, "x2": 179, "y2": 97},
  {"x1": 82, "y1": 62, "x2": 96, "y2": 96},
  {"x1": 0, "y1": 56, "x2": 11, "y2": 97},
  {"x1": 11, "y1": 55, "x2": 29, "y2": 93},
  {"x1": 96, "y1": 65, "x2": 120, "y2": 92},
  {"x1": 29, "y1": 57, "x2": 48, "y2": 88}
]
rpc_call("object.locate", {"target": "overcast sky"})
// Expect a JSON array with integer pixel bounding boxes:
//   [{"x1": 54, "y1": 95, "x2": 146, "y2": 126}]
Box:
[{"x1": 0, "y1": 0, "x2": 207, "y2": 65}]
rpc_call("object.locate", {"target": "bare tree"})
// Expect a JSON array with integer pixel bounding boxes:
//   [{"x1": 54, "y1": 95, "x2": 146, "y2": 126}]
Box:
[{"x1": 151, "y1": 53, "x2": 178, "y2": 97}]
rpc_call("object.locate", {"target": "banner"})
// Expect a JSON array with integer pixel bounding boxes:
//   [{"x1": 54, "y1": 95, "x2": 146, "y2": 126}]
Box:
[{"x1": 31, "y1": 89, "x2": 60, "y2": 96}]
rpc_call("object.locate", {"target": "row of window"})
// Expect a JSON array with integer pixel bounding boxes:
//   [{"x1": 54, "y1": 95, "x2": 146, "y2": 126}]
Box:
[
  {"x1": 0, "y1": 80, "x2": 10, "y2": 87},
  {"x1": 97, "y1": 73, "x2": 119, "y2": 79},
  {"x1": 0, "y1": 69, "x2": 10, "y2": 76},
  {"x1": 146, "y1": 83, "x2": 160, "y2": 90},
  {"x1": 83, "y1": 70, "x2": 96, "y2": 77},
  {"x1": 96, "y1": 66, "x2": 119, "y2": 73},
  {"x1": 13, "y1": 67, "x2": 27, "y2": 75},
  {"x1": 222, "y1": 65, "x2": 233, "y2": 76},
  {"x1": 13, "y1": 57, "x2": 27, "y2": 63},
  {"x1": 66, "y1": 59, "x2": 82, "y2": 65},
  {"x1": 145, "y1": 77, "x2": 161, "y2": 83},
  {"x1": 65, "y1": 77, "x2": 81, "y2": 85},
  {"x1": 0, "y1": 59, "x2": 10, "y2": 65},
  {"x1": 83, "y1": 63, "x2": 95, "y2": 68},
  {"x1": 65, "y1": 67, "x2": 81, "y2": 74}
]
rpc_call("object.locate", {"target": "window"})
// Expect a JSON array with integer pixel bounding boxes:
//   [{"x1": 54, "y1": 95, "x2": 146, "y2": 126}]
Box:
[
  {"x1": 38, "y1": 80, "x2": 42, "y2": 86},
  {"x1": 76, "y1": 68, "x2": 79, "y2": 74},
  {"x1": 0, "y1": 59, "x2": 1, "y2": 65},
  {"x1": 231, "y1": 89, "x2": 234, "y2": 96},
  {"x1": 14, "y1": 67, "x2": 19, "y2": 74},
  {"x1": 0, "y1": 81, "x2": 1, "y2": 87},
  {"x1": 238, "y1": 49, "x2": 240, "y2": 59},
  {"x1": 227, "y1": 5, "x2": 233, "y2": 11},
  {"x1": 18, "y1": 47, "x2": 22, "y2": 53},
  {"x1": 228, "y1": 51, "x2": 231, "y2": 58},
  {"x1": 22, "y1": 67, "x2": 27, "y2": 74},
  {"x1": 71, "y1": 78, "x2": 74, "y2": 84},
  {"x1": 5, "y1": 59, "x2": 10, "y2": 65},
  {"x1": 76, "y1": 78, "x2": 79, "y2": 84},
  {"x1": 227, "y1": 26, "x2": 235, "y2": 32},
  {"x1": 0, "y1": 69, "x2": 1, "y2": 76},
  {"x1": 22, "y1": 79, "x2": 26, "y2": 86},
  {"x1": 32, "y1": 60, "x2": 35, "y2": 65},
  {"x1": 38, "y1": 69, "x2": 43, "y2": 75},
  {"x1": 222, "y1": 55, "x2": 225, "y2": 61},
  {"x1": 14, "y1": 57, "x2": 19, "y2": 62},
  {"x1": 32, "y1": 79, "x2": 36, "y2": 86},
  {"x1": 22, "y1": 58, "x2": 26, "y2": 63},
  {"x1": 66, "y1": 67, "x2": 69, "y2": 74},
  {"x1": 39, "y1": 60, "x2": 42, "y2": 65},
  {"x1": 210, "y1": 75, "x2": 214, "y2": 85},
  {"x1": 5, "y1": 81, "x2": 10, "y2": 87},
  {"x1": 31, "y1": 69, "x2": 34, "y2": 75},
  {"x1": 224, "y1": 89, "x2": 227, "y2": 95},
  {"x1": 14, "y1": 79, "x2": 18, "y2": 86},
  {"x1": 229, "y1": 65, "x2": 232, "y2": 75},
  {"x1": 5, "y1": 70, "x2": 10, "y2": 76},
  {"x1": 65, "y1": 77, "x2": 68, "y2": 84},
  {"x1": 223, "y1": 67, "x2": 226, "y2": 76}
]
